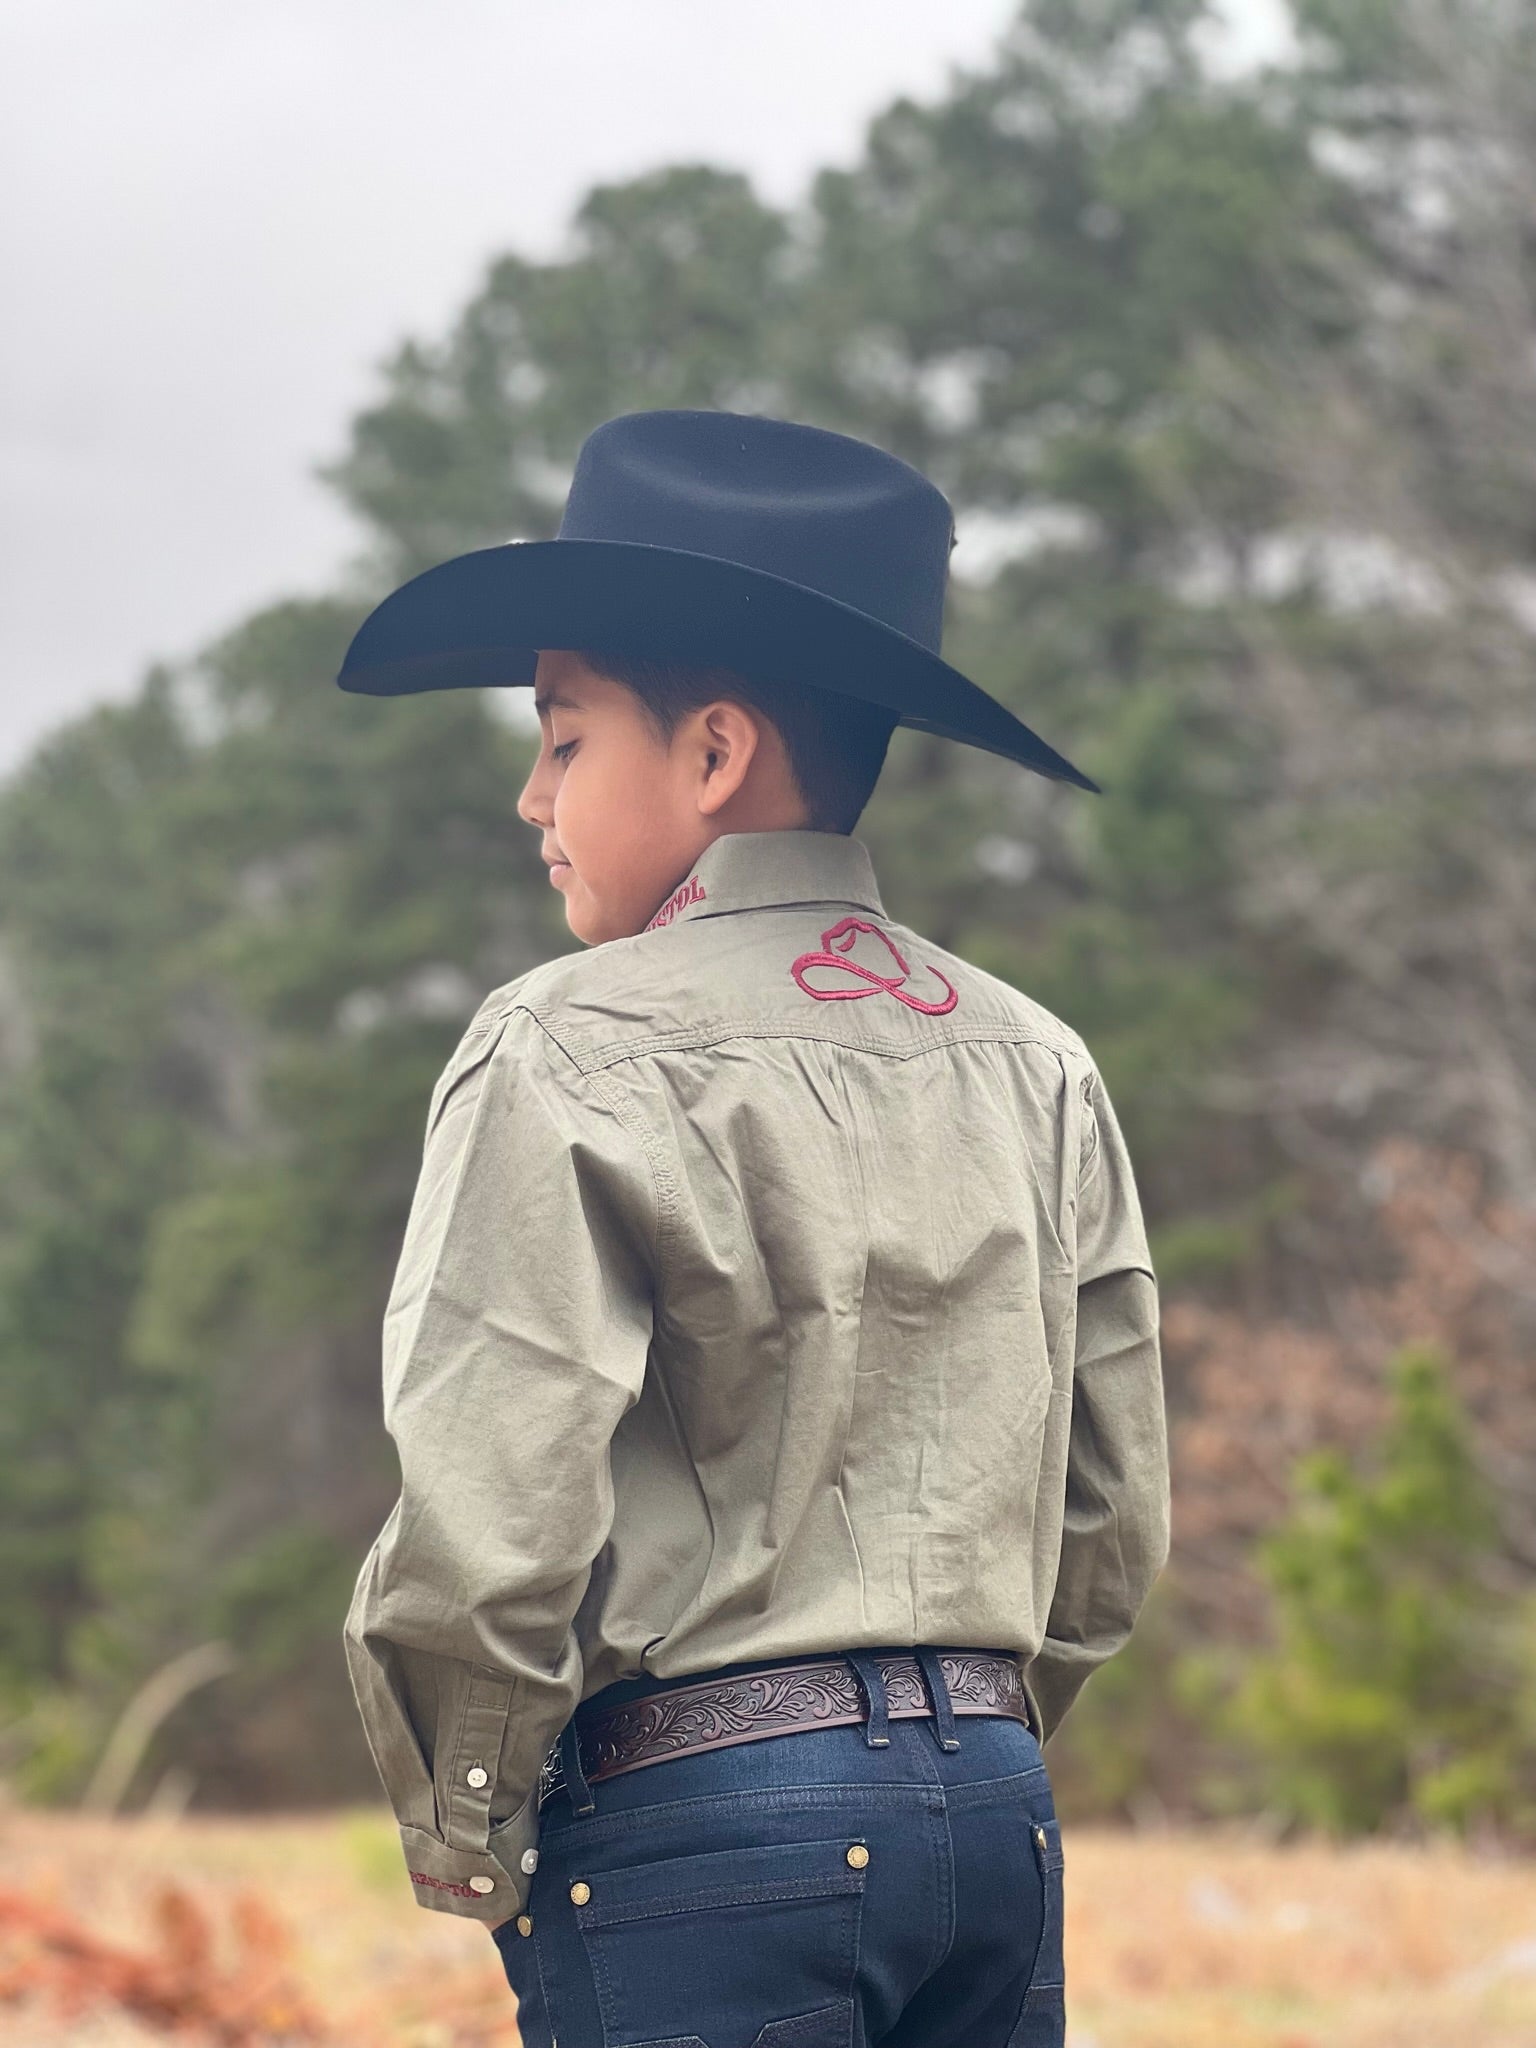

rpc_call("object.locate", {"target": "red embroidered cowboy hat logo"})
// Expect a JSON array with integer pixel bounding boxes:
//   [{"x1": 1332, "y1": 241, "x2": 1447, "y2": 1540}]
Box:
[{"x1": 790, "y1": 916, "x2": 958, "y2": 1015}]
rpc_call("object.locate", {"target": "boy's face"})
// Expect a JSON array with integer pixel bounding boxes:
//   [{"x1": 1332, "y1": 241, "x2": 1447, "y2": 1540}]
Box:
[{"x1": 516, "y1": 649, "x2": 807, "y2": 945}]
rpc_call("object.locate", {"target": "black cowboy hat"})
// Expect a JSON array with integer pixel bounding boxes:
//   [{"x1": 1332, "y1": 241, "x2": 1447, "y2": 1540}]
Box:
[{"x1": 335, "y1": 408, "x2": 1100, "y2": 792}]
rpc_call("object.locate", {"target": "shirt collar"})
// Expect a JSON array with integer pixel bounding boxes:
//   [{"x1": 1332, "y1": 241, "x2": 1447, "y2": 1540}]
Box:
[{"x1": 642, "y1": 830, "x2": 886, "y2": 934}]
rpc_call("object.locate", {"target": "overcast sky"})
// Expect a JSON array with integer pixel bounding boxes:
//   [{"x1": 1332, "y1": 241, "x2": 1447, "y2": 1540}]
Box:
[{"x1": 2, "y1": 1, "x2": 1285, "y2": 780}]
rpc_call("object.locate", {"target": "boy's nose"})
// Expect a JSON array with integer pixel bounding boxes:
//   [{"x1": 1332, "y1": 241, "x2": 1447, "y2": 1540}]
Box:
[{"x1": 516, "y1": 763, "x2": 549, "y2": 828}]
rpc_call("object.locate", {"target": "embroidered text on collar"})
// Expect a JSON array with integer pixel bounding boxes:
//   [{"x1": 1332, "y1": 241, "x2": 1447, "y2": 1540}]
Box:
[{"x1": 645, "y1": 874, "x2": 708, "y2": 932}]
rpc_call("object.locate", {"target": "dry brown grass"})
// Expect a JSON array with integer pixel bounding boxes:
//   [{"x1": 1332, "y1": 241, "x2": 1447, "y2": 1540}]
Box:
[
  {"x1": 1064, "y1": 1817, "x2": 1536, "y2": 2047},
  {"x1": 1, "y1": 1804, "x2": 1533, "y2": 2046}
]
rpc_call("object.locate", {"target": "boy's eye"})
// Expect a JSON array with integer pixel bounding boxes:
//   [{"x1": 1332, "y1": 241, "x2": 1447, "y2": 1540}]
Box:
[{"x1": 551, "y1": 739, "x2": 577, "y2": 762}]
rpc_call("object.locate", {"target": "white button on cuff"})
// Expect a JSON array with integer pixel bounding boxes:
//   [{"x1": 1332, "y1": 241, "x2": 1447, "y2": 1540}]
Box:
[
  {"x1": 466, "y1": 1766, "x2": 489, "y2": 1789},
  {"x1": 521, "y1": 1849, "x2": 540, "y2": 1874},
  {"x1": 469, "y1": 1875, "x2": 495, "y2": 1895}
]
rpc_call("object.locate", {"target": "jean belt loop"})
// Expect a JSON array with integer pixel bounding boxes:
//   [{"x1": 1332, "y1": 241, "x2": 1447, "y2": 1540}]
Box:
[
  {"x1": 846, "y1": 1651, "x2": 891, "y2": 1748},
  {"x1": 916, "y1": 1647, "x2": 961, "y2": 1752},
  {"x1": 558, "y1": 1717, "x2": 597, "y2": 1816}
]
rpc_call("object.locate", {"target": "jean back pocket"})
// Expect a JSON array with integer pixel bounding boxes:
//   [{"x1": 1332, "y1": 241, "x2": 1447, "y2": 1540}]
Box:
[{"x1": 571, "y1": 1834, "x2": 867, "y2": 2048}]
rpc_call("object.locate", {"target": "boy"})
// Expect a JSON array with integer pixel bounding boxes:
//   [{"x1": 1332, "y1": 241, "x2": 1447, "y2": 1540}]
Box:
[{"x1": 338, "y1": 409, "x2": 1169, "y2": 2047}]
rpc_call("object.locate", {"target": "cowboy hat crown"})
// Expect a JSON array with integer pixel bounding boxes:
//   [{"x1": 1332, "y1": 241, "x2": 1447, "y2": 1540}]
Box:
[{"x1": 336, "y1": 407, "x2": 1099, "y2": 793}]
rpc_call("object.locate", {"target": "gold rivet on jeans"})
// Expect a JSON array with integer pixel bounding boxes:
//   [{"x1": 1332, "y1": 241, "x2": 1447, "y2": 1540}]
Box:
[
  {"x1": 1033, "y1": 1824, "x2": 1047, "y2": 1850},
  {"x1": 516, "y1": 1914, "x2": 533, "y2": 1937},
  {"x1": 570, "y1": 1880, "x2": 592, "y2": 1906},
  {"x1": 846, "y1": 1844, "x2": 870, "y2": 1869}
]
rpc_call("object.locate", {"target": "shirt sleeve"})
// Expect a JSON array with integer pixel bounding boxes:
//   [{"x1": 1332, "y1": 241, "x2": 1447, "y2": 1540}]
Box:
[
  {"x1": 342, "y1": 999, "x2": 660, "y2": 1923},
  {"x1": 1023, "y1": 1057, "x2": 1170, "y2": 1747}
]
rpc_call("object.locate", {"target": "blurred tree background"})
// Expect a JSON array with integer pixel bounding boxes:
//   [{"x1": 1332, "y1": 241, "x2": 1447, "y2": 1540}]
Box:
[{"x1": 2, "y1": 0, "x2": 1533, "y2": 1841}]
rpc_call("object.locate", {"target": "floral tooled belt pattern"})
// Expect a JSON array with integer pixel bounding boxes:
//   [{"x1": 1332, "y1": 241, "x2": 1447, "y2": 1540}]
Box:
[{"x1": 537, "y1": 1650, "x2": 1032, "y2": 1807}]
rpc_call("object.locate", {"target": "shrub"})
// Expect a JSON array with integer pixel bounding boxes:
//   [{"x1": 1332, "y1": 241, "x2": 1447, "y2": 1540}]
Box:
[{"x1": 1219, "y1": 1343, "x2": 1536, "y2": 1840}]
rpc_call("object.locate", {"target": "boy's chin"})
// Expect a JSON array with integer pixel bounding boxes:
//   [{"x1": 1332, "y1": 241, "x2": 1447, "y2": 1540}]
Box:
[
  {"x1": 559, "y1": 873, "x2": 653, "y2": 946},
  {"x1": 564, "y1": 897, "x2": 622, "y2": 947}
]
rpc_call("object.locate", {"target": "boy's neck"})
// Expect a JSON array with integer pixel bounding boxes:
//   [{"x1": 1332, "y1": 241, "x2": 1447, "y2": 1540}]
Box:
[{"x1": 642, "y1": 830, "x2": 882, "y2": 935}]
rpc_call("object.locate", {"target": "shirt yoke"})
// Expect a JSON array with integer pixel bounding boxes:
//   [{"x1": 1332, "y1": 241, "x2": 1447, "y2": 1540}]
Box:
[{"x1": 465, "y1": 913, "x2": 1095, "y2": 1088}]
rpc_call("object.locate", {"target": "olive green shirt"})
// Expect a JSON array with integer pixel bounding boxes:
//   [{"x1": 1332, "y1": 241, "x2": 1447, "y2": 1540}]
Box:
[{"x1": 342, "y1": 828, "x2": 1169, "y2": 1923}]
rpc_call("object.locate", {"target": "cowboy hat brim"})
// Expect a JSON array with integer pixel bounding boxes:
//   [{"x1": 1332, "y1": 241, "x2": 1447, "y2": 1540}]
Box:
[{"x1": 335, "y1": 538, "x2": 1101, "y2": 793}]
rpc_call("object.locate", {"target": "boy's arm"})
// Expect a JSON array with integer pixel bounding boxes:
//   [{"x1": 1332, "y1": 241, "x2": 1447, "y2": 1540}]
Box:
[
  {"x1": 342, "y1": 1002, "x2": 658, "y2": 1923},
  {"x1": 1024, "y1": 1057, "x2": 1170, "y2": 1746}
]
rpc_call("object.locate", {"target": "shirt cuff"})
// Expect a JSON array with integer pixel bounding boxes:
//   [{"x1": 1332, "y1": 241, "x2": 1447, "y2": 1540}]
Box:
[{"x1": 398, "y1": 1789, "x2": 540, "y2": 1924}]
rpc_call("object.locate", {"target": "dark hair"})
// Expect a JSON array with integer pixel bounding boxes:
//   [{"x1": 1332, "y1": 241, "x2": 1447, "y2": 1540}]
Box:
[{"x1": 578, "y1": 649, "x2": 898, "y2": 835}]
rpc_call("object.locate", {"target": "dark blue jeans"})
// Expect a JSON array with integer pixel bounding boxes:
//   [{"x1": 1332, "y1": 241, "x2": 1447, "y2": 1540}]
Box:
[{"x1": 490, "y1": 1701, "x2": 1065, "y2": 2046}]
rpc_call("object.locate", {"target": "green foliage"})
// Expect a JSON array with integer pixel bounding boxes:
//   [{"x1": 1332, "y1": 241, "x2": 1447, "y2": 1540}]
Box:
[
  {"x1": 1145, "y1": 1174, "x2": 1304, "y2": 1286},
  {"x1": 341, "y1": 1806, "x2": 411, "y2": 1893},
  {"x1": 0, "y1": 597, "x2": 558, "y2": 1800},
  {"x1": 1044, "y1": 1573, "x2": 1199, "y2": 1817},
  {"x1": 205, "y1": 1526, "x2": 361, "y2": 1678},
  {"x1": 1218, "y1": 1345, "x2": 1536, "y2": 1838},
  {"x1": 6, "y1": 1686, "x2": 105, "y2": 1805},
  {"x1": 1, "y1": 0, "x2": 1530, "y2": 1822},
  {"x1": 321, "y1": 166, "x2": 793, "y2": 576}
]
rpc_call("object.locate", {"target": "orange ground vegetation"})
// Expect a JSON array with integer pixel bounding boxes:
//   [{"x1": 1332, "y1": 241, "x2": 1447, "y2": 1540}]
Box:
[
  {"x1": 0, "y1": 1804, "x2": 522, "y2": 2048},
  {"x1": 3, "y1": 1803, "x2": 1535, "y2": 2047}
]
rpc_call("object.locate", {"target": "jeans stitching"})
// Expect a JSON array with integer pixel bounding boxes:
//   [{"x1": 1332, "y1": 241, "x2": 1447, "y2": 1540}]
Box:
[
  {"x1": 583, "y1": 1869, "x2": 865, "y2": 1928},
  {"x1": 1024, "y1": 1817, "x2": 1064, "y2": 1996},
  {"x1": 926, "y1": 1787, "x2": 957, "y2": 1984},
  {"x1": 538, "y1": 1780, "x2": 942, "y2": 1851},
  {"x1": 940, "y1": 1762, "x2": 1050, "y2": 1813},
  {"x1": 528, "y1": 1916, "x2": 559, "y2": 2048}
]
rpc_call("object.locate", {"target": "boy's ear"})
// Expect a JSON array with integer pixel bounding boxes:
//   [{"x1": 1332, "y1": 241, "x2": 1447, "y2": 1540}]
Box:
[{"x1": 700, "y1": 704, "x2": 774, "y2": 798}]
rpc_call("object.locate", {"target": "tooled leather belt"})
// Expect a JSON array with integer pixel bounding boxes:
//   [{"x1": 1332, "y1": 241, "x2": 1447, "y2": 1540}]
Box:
[{"x1": 537, "y1": 1649, "x2": 1034, "y2": 1808}]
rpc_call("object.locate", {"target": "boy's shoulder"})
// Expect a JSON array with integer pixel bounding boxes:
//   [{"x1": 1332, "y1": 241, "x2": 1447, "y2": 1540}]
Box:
[
  {"x1": 452, "y1": 938, "x2": 709, "y2": 1073},
  {"x1": 448, "y1": 949, "x2": 649, "y2": 1066},
  {"x1": 460, "y1": 939, "x2": 662, "y2": 1035},
  {"x1": 454, "y1": 957, "x2": 571, "y2": 1039},
  {"x1": 885, "y1": 918, "x2": 1098, "y2": 1072}
]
